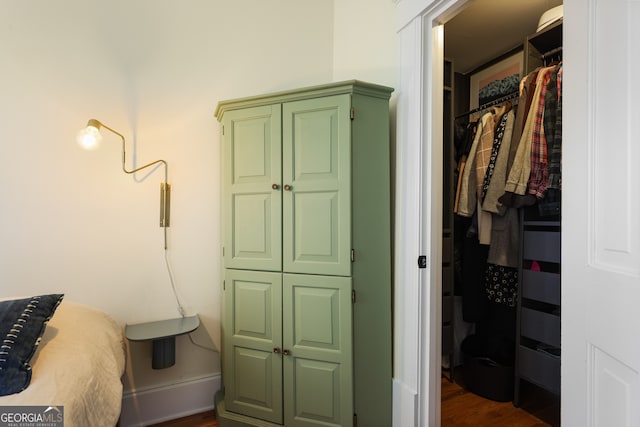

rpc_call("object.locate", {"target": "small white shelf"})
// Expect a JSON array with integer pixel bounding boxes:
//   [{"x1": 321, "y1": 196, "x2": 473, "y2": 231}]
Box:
[{"x1": 125, "y1": 314, "x2": 199, "y2": 369}]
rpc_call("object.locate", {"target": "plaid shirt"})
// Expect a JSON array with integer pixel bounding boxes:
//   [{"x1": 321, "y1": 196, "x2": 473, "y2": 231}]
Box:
[
  {"x1": 527, "y1": 67, "x2": 553, "y2": 198},
  {"x1": 548, "y1": 65, "x2": 563, "y2": 189}
]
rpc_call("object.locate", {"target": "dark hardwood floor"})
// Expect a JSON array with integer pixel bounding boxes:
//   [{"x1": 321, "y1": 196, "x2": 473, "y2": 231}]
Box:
[
  {"x1": 442, "y1": 367, "x2": 560, "y2": 426},
  {"x1": 442, "y1": 383, "x2": 547, "y2": 426},
  {"x1": 150, "y1": 374, "x2": 559, "y2": 427},
  {"x1": 150, "y1": 410, "x2": 218, "y2": 427}
]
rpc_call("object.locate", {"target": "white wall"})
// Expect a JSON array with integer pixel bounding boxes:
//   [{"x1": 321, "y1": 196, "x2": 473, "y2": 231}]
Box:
[
  {"x1": 0, "y1": 0, "x2": 399, "y2": 423},
  {"x1": 333, "y1": 0, "x2": 398, "y2": 88},
  {"x1": 0, "y1": 0, "x2": 334, "y2": 423}
]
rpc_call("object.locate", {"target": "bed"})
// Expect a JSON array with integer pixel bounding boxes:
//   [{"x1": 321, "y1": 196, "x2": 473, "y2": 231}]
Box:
[{"x1": 0, "y1": 295, "x2": 126, "y2": 427}]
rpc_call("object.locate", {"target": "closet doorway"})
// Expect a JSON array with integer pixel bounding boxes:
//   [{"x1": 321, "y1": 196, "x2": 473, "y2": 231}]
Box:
[{"x1": 440, "y1": 0, "x2": 562, "y2": 424}]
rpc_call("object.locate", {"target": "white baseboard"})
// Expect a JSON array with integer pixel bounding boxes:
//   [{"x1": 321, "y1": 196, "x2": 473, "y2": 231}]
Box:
[{"x1": 119, "y1": 374, "x2": 221, "y2": 427}]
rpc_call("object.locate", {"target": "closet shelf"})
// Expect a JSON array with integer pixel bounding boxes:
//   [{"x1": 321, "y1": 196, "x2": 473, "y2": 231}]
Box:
[{"x1": 527, "y1": 19, "x2": 563, "y2": 53}]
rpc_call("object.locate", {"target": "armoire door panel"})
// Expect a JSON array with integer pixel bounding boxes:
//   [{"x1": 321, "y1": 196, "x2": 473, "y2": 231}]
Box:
[
  {"x1": 287, "y1": 358, "x2": 344, "y2": 426},
  {"x1": 290, "y1": 109, "x2": 339, "y2": 181},
  {"x1": 282, "y1": 95, "x2": 351, "y2": 276},
  {"x1": 222, "y1": 105, "x2": 282, "y2": 272},
  {"x1": 223, "y1": 269, "x2": 283, "y2": 423},
  {"x1": 292, "y1": 191, "x2": 340, "y2": 262},
  {"x1": 232, "y1": 276, "x2": 277, "y2": 341},
  {"x1": 282, "y1": 273, "x2": 353, "y2": 427},
  {"x1": 231, "y1": 193, "x2": 274, "y2": 264},
  {"x1": 230, "y1": 347, "x2": 280, "y2": 421},
  {"x1": 232, "y1": 120, "x2": 271, "y2": 183},
  {"x1": 289, "y1": 280, "x2": 343, "y2": 351}
]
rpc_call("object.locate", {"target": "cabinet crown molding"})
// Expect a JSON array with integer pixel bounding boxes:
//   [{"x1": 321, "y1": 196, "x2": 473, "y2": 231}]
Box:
[{"x1": 215, "y1": 80, "x2": 393, "y2": 120}]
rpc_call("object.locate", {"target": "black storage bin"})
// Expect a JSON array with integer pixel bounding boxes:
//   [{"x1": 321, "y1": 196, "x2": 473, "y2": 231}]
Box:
[{"x1": 461, "y1": 334, "x2": 514, "y2": 402}]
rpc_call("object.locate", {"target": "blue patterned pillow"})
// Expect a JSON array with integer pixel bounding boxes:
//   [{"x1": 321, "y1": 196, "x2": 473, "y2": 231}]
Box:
[{"x1": 0, "y1": 294, "x2": 64, "y2": 396}]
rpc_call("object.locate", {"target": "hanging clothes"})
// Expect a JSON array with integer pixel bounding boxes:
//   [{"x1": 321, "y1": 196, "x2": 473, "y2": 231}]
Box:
[
  {"x1": 455, "y1": 58, "x2": 564, "y2": 312},
  {"x1": 507, "y1": 68, "x2": 540, "y2": 171},
  {"x1": 455, "y1": 112, "x2": 492, "y2": 218},
  {"x1": 461, "y1": 231, "x2": 490, "y2": 322},
  {"x1": 480, "y1": 106, "x2": 511, "y2": 204},
  {"x1": 484, "y1": 263, "x2": 519, "y2": 307},
  {"x1": 487, "y1": 207, "x2": 520, "y2": 268},
  {"x1": 526, "y1": 66, "x2": 554, "y2": 198},
  {"x1": 504, "y1": 65, "x2": 557, "y2": 196},
  {"x1": 475, "y1": 104, "x2": 510, "y2": 200},
  {"x1": 456, "y1": 104, "x2": 513, "y2": 245},
  {"x1": 482, "y1": 109, "x2": 515, "y2": 215},
  {"x1": 547, "y1": 64, "x2": 563, "y2": 189},
  {"x1": 453, "y1": 121, "x2": 479, "y2": 213}
]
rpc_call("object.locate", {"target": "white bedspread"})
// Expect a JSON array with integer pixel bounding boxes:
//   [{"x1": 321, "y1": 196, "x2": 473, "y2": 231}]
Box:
[{"x1": 0, "y1": 300, "x2": 126, "y2": 427}]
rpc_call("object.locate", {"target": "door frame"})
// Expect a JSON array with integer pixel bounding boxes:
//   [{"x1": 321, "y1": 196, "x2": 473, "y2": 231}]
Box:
[
  {"x1": 393, "y1": 0, "x2": 573, "y2": 425},
  {"x1": 394, "y1": 1, "x2": 470, "y2": 426},
  {"x1": 395, "y1": 1, "x2": 638, "y2": 426}
]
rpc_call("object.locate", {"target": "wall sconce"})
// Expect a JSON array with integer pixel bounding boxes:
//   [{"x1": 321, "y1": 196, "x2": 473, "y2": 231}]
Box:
[
  {"x1": 78, "y1": 119, "x2": 200, "y2": 368},
  {"x1": 77, "y1": 119, "x2": 171, "y2": 238}
]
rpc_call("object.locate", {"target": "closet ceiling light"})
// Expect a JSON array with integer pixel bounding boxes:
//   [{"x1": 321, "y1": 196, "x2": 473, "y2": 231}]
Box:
[{"x1": 537, "y1": 5, "x2": 563, "y2": 32}]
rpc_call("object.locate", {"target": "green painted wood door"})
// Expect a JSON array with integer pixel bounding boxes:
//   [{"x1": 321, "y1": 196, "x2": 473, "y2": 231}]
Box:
[
  {"x1": 222, "y1": 105, "x2": 282, "y2": 272},
  {"x1": 282, "y1": 273, "x2": 353, "y2": 427},
  {"x1": 223, "y1": 269, "x2": 283, "y2": 424},
  {"x1": 282, "y1": 95, "x2": 352, "y2": 277}
]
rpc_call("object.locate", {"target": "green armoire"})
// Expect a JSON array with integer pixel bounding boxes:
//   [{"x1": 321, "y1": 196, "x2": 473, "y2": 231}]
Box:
[{"x1": 214, "y1": 81, "x2": 393, "y2": 427}]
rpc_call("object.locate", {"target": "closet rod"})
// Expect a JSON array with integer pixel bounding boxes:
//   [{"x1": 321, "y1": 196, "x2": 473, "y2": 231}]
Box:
[
  {"x1": 542, "y1": 46, "x2": 563, "y2": 59},
  {"x1": 455, "y1": 91, "x2": 519, "y2": 119}
]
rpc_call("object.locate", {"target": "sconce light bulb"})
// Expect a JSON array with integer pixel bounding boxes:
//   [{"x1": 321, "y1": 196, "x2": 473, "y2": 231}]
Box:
[{"x1": 77, "y1": 124, "x2": 103, "y2": 150}]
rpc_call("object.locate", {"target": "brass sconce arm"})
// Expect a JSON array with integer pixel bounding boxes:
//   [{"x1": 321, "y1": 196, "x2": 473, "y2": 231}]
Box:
[{"x1": 78, "y1": 119, "x2": 171, "y2": 233}]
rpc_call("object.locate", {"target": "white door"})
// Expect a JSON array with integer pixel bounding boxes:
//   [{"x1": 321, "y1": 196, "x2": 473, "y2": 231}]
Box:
[{"x1": 562, "y1": 0, "x2": 640, "y2": 425}]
